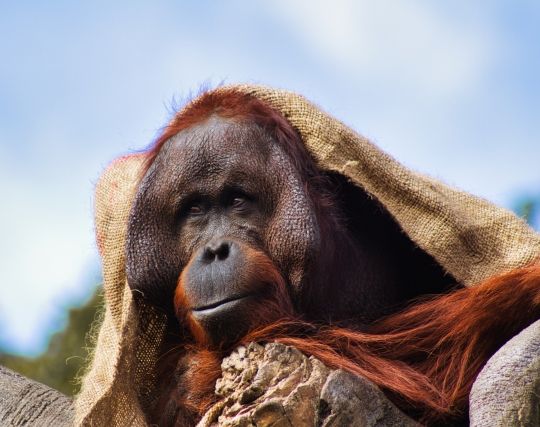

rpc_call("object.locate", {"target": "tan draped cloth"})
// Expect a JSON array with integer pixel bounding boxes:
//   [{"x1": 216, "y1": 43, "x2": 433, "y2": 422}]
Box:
[{"x1": 75, "y1": 85, "x2": 540, "y2": 426}]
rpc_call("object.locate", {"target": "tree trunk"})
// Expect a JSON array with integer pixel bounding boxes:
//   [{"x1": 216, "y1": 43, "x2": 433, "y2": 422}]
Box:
[{"x1": 0, "y1": 365, "x2": 73, "y2": 426}]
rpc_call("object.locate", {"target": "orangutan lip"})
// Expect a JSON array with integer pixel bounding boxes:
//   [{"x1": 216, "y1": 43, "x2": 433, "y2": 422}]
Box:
[{"x1": 191, "y1": 294, "x2": 252, "y2": 312}]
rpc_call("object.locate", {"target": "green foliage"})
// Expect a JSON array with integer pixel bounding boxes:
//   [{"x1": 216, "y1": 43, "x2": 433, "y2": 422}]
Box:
[
  {"x1": 514, "y1": 197, "x2": 539, "y2": 228},
  {"x1": 0, "y1": 287, "x2": 103, "y2": 396}
]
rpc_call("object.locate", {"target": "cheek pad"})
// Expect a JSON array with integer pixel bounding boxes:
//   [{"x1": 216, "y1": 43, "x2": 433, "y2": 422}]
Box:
[
  {"x1": 264, "y1": 179, "x2": 319, "y2": 293},
  {"x1": 126, "y1": 177, "x2": 183, "y2": 306}
]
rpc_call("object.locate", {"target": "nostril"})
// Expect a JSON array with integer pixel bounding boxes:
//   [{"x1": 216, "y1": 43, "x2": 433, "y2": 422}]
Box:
[
  {"x1": 202, "y1": 246, "x2": 215, "y2": 262},
  {"x1": 215, "y1": 242, "x2": 230, "y2": 260},
  {"x1": 202, "y1": 240, "x2": 231, "y2": 262}
]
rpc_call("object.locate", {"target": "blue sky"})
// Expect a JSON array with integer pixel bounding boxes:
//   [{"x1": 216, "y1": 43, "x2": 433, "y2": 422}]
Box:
[{"x1": 1, "y1": 1, "x2": 539, "y2": 355}]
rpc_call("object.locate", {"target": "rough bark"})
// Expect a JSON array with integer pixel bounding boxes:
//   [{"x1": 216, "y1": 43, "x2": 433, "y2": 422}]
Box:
[
  {"x1": 197, "y1": 342, "x2": 419, "y2": 427},
  {"x1": 0, "y1": 365, "x2": 73, "y2": 427},
  {"x1": 469, "y1": 319, "x2": 540, "y2": 427}
]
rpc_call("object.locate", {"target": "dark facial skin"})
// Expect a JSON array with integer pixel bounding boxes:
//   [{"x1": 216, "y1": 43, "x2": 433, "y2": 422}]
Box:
[
  {"x1": 126, "y1": 116, "x2": 319, "y2": 342},
  {"x1": 127, "y1": 114, "x2": 456, "y2": 347}
]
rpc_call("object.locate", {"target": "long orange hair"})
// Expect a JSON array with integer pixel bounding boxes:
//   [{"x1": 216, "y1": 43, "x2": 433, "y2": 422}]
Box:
[
  {"x1": 160, "y1": 262, "x2": 540, "y2": 425},
  {"x1": 240, "y1": 262, "x2": 540, "y2": 423}
]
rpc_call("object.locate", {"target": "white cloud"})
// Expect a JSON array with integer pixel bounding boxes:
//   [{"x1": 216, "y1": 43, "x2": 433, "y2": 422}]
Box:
[
  {"x1": 0, "y1": 119, "x2": 99, "y2": 352},
  {"x1": 267, "y1": 0, "x2": 497, "y2": 98},
  {"x1": 0, "y1": 171, "x2": 97, "y2": 351}
]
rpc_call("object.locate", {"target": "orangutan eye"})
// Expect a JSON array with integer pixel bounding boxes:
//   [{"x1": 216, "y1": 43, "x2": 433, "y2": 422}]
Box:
[
  {"x1": 231, "y1": 197, "x2": 246, "y2": 209},
  {"x1": 187, "y1": 204, "x2": 204, "y2": 216}
]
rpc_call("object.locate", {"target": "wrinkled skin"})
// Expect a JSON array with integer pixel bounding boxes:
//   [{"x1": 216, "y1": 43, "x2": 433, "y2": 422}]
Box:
[
  {"x1": 126, "y1": 115, "x2": 453, "y2": 345},
  {"x1": 127, "y1": 116, "x2": 319, "y2": 342}
]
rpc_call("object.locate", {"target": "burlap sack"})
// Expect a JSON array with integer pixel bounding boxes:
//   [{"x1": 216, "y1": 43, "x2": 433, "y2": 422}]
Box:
[{"x1": 75, "y1": 85, "x2": 540, "y2": 426}]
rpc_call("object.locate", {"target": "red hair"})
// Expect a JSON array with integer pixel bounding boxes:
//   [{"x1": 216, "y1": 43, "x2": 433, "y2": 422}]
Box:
[
  {"x1": 156, "y1": 263, "x2": 540, "y2": 425},
  {"x1": 155, "y1": 245, "x2": 295, "y2": 424},
  {"x1": 145, "y1": 89, "x2": 319, "y2": 183},
  {"x1": 241, "y1": 262, "x2": 540, "y2": 423},
  {"x1": 174, "y1": 245, "x2": 294, "y2": 349}
]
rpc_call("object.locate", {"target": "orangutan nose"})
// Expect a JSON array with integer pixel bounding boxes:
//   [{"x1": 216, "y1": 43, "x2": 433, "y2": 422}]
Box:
[{"x1": 202, "y1": 240, "x2": 231, "y2": 262}]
